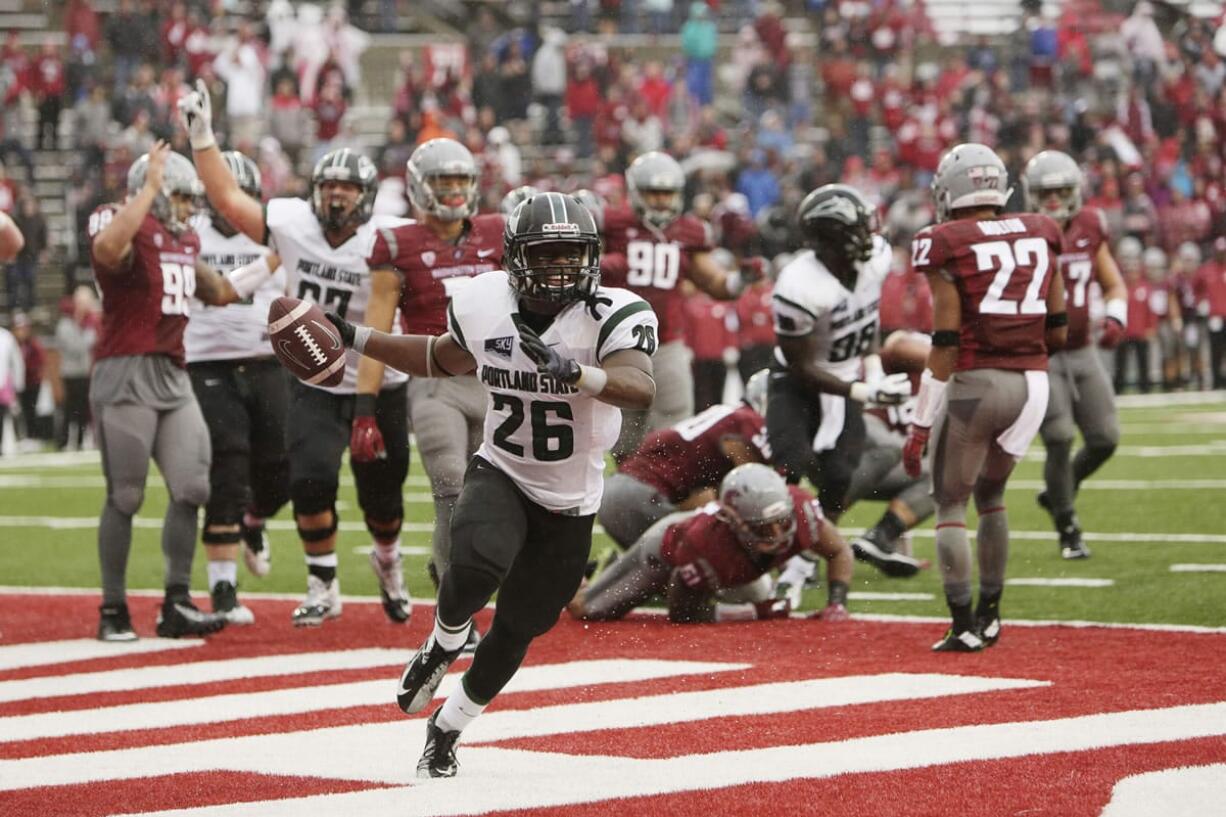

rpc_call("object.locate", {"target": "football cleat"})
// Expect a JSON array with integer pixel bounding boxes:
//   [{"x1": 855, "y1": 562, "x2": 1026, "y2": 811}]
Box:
[
  {"x1": 1059, "y1": 525, "x2": 1091, "y2": 560},
  {"x1": 976, "y1": 595, "x2": 1001, "y2": 647},
  {"x1": 292, "y1": 575, "x2": 342, "y2": 627},
  {"x1": 397, "y1": 634, "x2": 463, "y2": 714},
  {"x1": 462, "y1": 624, "x2": 481, "y2": 655},
  {"x1": 417, "y1": 710, "x2": 461, "y2": 778},
  {"x1": 210, "y1": 580, "x2": 255, "y2": 625},
  {"x1": 931, "y1": 627, "x2": 986, "y2": 652},
  {"x1": 97, "y1": 603, "x2": 138, "y2": 642},
  {"x1": 156, "y1": 596, "x2": 227, "y2": 639},
  {"x1": 241, "y1": 522, "x2": 272, "y2": 577},
  {"x1": 850, "y1": 536, "x2": 924, "y2": 578},
  {"x1": 369, "y1": 551, "x2": 411, "y2": 624}
]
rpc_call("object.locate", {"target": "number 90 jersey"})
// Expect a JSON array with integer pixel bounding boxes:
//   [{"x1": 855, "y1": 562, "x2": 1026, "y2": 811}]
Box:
[
  {"x1": 450, "y1": 270, "x2": 659, "y2": 515},
  {"x1": 265, "y1": 197, "x2": 412, "y2": 394},
  {"x1": 89, "y1": 205, "x2": 201, "y2": 368},
  {"x1": 771, "y1": 235, "x2": 892, "y2": 381},
  {"x1": 911, "y1": 213, "x2": 1063, "y2": 372}
]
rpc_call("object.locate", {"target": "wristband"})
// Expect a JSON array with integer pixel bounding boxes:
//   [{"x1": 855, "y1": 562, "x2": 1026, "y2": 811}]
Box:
[
  {"x1": 724, "y1": 270, "x2": 744, "y2": 297},
  {"x1": 931, "y1": 329, "x2": 960, "y2": 347},
  {"x1": 353, "y1": 325, "x2": 371, "y2": 353},
  {"x1": 1105, "y1": 298, "x2": 1127, "y2": 327},
  {"x1": 576, "y1": 364, "x2": 608, "y2": 395},
  {"x1": 912, "y1": 369, "x2": 947, "y2": 428},
  {"x1": 354, "y1": 393, "x2": 377, "y2": 416},
  {"x1": 827, "y1": 579, "x2": 849, "y2": 607},
  {"x1": 225, "y1": 254, "x2": 272, "y2": 299},
  {"x1": 1046, "y1": 312, "x2": 1068, "y2": 328},
  {"x1": 848, "y1": 381, "x2": 870, "y2": 403},
  {"x1": 190, "y1": 130, "x2": 216, "y2": 152}
]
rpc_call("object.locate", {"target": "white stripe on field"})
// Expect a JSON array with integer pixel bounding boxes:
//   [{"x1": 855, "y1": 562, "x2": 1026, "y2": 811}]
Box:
[
  {"x1": 1010, "y1": 479, "x2": 1226, "y2": 490},
  {"x1": 0, "y1": 648, "x2": 413, "y2": 704},
  {"x1": 0, "y1": 639, "x2": 201, "y2": 673},
  {"x1": 1006, "y1": 577, "x2": 1115, "y2": 588},
  {"x1": 853, "y1": 612, "x2": 1226, "y2": 635},
  {"x1": 0, "y1": 660, "x2": 747, "y2": 743},
  {"x1": 847, "y1": 591, "x2": 935, "y2": 601},
  {"x1": 896, "y1": 529, "x2": 1226, "y2": 545},
  {"x1": 1114, "y1": 390, "x2": 1226, "y2": 408},
  {"x1": 1024, "y1": 441, "x2": 1226, "y2": 460},
  {"x1": 1169, "y1": 564, "x2": 1226, "y2": 573}
]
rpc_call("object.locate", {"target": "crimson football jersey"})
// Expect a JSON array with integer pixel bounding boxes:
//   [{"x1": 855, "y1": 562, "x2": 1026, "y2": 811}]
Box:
[
  {"x1": 367, "y1": 213, "x2": 505, "y2": 336},
  {"x1": 88, "y1": 205, "x2": 201, "y2": 367},
  {"x1": 911, "y1": 213, "x2": 1063, "y2": 371},
  {"x1": 1057, "y1": 206, "x2": 1109, "y2": 350},
  {"x1": 601, "y1": 205, "x2": 715, "y2": 344},
  {"x1": 659, "y1": 485, "x2": 824, "y2": 591},
  {"x1": 620, "y1": 403, "x2": 770, "y2": 503}
]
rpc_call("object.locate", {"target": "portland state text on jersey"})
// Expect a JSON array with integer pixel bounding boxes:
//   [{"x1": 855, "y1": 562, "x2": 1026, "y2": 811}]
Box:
[
  {"x1": 297, "y1": 259, "x2": 364, "y2": 287},
  {"x1": 481, "y1": 364, "x2": 579, "y2": 396}
]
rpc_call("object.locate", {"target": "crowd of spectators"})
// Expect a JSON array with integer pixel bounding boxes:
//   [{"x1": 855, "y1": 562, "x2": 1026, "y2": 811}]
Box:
[{"x1": 1, "y1": 0, "x2": 1225, "y2": 454}]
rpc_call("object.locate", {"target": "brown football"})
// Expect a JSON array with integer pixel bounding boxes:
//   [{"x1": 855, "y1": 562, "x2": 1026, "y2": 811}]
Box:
[
  {"x1": 880, "y1": 330, "x2": 932, "y2": 376},
  {"x1": 267, "y1": 296, "x2": 347, "y2": 388}
]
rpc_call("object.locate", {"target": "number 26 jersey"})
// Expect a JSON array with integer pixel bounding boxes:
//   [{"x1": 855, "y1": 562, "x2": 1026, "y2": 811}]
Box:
[
  {"x1": 449, "y1": 270, "x2": 659, "y2": 515},
  {"x1": 265, "y1": 197, "x2": 411, "y2": 394},
  {"x1": 911, "y1": 213, "x2": 1063, "y2": 372}
]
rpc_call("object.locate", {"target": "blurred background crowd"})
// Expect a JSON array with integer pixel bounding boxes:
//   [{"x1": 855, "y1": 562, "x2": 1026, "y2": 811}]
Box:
[{"x1": 0, "y1": 0, "x2": 1222, "y2": 454}]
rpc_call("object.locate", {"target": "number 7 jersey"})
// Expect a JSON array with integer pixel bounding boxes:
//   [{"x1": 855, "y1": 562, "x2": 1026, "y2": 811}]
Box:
[
  {"x1": 911, "y1": 213, "x2": 1064, "y2": 372},
  {"x1": 449, "y1": 270, "x2": 659, "y2": 515}
]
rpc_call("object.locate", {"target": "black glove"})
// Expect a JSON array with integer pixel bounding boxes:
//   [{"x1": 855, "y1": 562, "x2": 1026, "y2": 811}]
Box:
[
  {"x1": 515, "y1": 318, "x2": 581, "y2": 384},
  {"x1": 325, "y1": 311, "x2": 356, "y2": 348}
]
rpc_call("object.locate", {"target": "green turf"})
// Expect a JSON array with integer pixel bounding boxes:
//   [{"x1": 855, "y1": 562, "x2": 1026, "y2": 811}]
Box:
[{"x1": 1, "y1": 400, "x2": 1223, "y2": 627}]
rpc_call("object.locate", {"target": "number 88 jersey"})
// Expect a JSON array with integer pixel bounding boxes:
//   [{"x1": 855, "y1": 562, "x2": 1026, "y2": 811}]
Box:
[
  {"x1": 911, "y1": 213, "x2": 1063, "y2": 372},
  {"x1": 88, "y1": 205, "x2": 201, "y2": 367},
  {"x1": 601, "y1": 204, "x2": 714, "y2": 345},
  {"x1": 771, "y1": 235, "x2": 893, "y2": 381},
  {"x1": 265, "y1": 197, "x2": 411, "y2": 394}
]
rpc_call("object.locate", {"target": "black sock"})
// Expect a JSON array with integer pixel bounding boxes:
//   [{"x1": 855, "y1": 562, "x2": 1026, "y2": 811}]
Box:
[
  {"x1": 1055, "y1": 509, "x2": 1078, "y2": 532},
  {"x1": 948, "y1": 600, "x2": 975, "y2": 633},
  {"x1": 869, "y1": 511, "x2": 907, "y2": 548},
  {"x1": 164, "y1": 583, "x2": 190, "y2": 604},
  {"x1": 976, "y1": 590, "x2": 1001, "y2": 620},
  {"x1": 308, "y1": 564, "x2": 337, "y2": 583}
]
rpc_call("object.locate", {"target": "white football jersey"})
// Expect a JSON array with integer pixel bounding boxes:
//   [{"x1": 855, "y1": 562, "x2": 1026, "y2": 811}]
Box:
[
  {"x1": 450, "y1": 270, "x2": 659, "y2": 515},
  {"x1": 185, "y1": 216, "x2": 285, "y2": 363},
  {"x1": 772, "y1": 234, "x2": 892, "y2": 381},
  {"x1": 265, "y1": 197, "x2": 411, "y2": 394}
]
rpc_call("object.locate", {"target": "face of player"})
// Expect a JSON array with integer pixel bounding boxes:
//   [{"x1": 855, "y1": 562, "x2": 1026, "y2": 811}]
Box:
[
  {"x1": 1039, "y1": 187, "x2": 1075, "y2": 217},
  {"x1": 518, "y1": 240, "x2": 591, "y2": 315},
  {"x1": 430, "y1": 173, "x2": 475, "y2": 212},
  {"x1": 642, "y1": 189, "x2": 680, "y2": 211},
  {"x1": 743, "y1": 515, "x2": 794, "y2": 554},
  {"x1": 318, "y1": 180, "x2": 362, "y2": 229},
  {"x1": 168, "y1": 192, "x2": 196, "y2": 227}
]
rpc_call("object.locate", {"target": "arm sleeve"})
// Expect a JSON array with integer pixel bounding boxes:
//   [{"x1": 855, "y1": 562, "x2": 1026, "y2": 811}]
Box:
[{"x1": 596, "y1": 297, "x2": 659, "y2": 362}]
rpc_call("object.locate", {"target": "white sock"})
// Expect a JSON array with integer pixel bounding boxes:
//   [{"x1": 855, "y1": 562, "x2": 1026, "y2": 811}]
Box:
[
  {"x1": 431, "y1": 612, "x2": 472, "y2": 653},
  {"x1": 305, "y1": 552, "x2": 338, "y2": 568},
  {"x1": 207, "y1": 560, "x2": 238, "y2": 590},
  {"x1": 435, "y1": 679, "x2": 487, "y2": 733},
  {"x1": 373, "y1": 538, "x2": 400, "y2": 565}
]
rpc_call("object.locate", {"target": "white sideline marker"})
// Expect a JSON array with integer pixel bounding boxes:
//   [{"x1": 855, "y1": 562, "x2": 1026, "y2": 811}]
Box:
[
  {"x1": 1169, "y1": 564, "x2": 1226, "y2": 573},
  {"x1": 1006, "y1": 578, "x2": 1115, "y2": 588},
  {"x1": 0, "y1": 638, "x2": 201, "y2": 673},
  {"x1": 848, "y1": 592, "x2": 935, "y2": 601}
]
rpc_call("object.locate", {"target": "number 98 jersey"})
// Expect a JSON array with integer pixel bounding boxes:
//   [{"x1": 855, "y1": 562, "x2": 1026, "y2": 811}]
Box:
[
  {"x1": 911, "y1": 213, "x2": 1063, "y2": 372},
  {"x1": 265, "y1": 197, "x2": 412, "y2": 394},
  {"x1": 88, "y1": 205, "x2": 201, "y2": 367},
  {"x1": 450, "y1": 270, "x2": 658, "y2": 515},
  {"x1": 771, "y1": 235, "x2": 892, "y2": 381}
]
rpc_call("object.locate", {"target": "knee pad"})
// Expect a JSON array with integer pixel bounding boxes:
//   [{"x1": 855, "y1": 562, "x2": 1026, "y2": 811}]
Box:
[
  {"x1": 365, "y1": 515, "x2": 402, "y2": 543},
  {"x1": 109, "y1": 483, "x2": 146, "y2": 517},
  {"x1": 250, "y1": 460, "x2": 290, "y2": 519},
  {"x1": 291, "y1": 478, "x2": 339, "y2": 517},
  {"x1": 296, "y1": 507, "x2": 337, "y2": 543},
  {"x1": 169, "y1": 473, "x2": 210, "y2": 509},
  {"x1": 438, "y1": 562, "x2": 502, "y2": 622}
]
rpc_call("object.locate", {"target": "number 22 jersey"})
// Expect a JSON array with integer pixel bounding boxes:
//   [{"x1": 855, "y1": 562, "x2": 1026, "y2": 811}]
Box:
[{"x1": 449, "y1": 270, "x2": 659, "y2": 515}]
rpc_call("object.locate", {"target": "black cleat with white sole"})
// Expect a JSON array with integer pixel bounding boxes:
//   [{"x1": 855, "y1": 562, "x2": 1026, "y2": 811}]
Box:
[
  {"x1": 98, "y1": 603, "x2": 138, "y2": 642},
  {"x1": 850, "y1": 536, "x2": 924, "y2": 578},
  {"x1": 397, "y1": 635, "x2": 463, "y2": 714},
  {"x1": 931, "y1": 627, "x2": 986, "y2": 652},
  {"x1": 156, "y1": 596, "x2": 227, "y2": 638},
  {"x1": 417, "y1": 710, "x2": 461, "y2": 778}
]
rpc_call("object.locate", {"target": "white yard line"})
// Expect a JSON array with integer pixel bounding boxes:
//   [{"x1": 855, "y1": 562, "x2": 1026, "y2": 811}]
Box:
[
  {"x1": 1169, "y1": 564, "x2": 1226, "y2": 573},
  {"x1": 1006, "y1": 577, "x2": 1115, "y2": 588},
  {"x1": 848, "y1": 591, "x2": 935, "y2": 601},
  {"x1": 0, "y1": 638, "x2": 201, "y2": 673}
]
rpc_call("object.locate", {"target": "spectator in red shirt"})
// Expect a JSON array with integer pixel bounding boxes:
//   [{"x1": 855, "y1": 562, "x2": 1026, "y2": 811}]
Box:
[
  {"x1": 1116, "y1": 239, "x2": 1157, "y2": 393},
  {"x1": 736, "y1": 279, "x2": 775, "y2": 380},
  {"x1": 638, "y1": 61, "x2": 672, "y2": 121},
  {"x1": 30, "y1": 40, "x2": 64, "y2": 150},
  {"x1": 1158, "y1": 184, "x2": 1211, "y2": 254},
  {"x1": 1195, "y1": 237, "x2": 1226, "y2": 388},
  {"x1": 566, "y1": 60, "x2": 602, "y2": 159},
  {"x1": 65, "y1": 0, "x2": 101, "y2": 53},
  {"x1": 312, "y1": 76, "x2": 347, "y2": 150},
  {"x1": 160, "y1": 1, "x2": 191, "y2": 69},
  {"x1": 880, "y1": 257, "x2": 933, "y2": 336},
  {"x1": 684, "y1": 289, "x2": 738, "y2": 412}
]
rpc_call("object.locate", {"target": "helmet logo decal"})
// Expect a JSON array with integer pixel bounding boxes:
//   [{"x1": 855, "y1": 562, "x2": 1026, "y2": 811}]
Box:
[
  {"x1": 421, "y1": 251, "x2": 436, "y2": 267},
  {"x1": 542, "y1": 222, "x2": 580, "y2": 235}
]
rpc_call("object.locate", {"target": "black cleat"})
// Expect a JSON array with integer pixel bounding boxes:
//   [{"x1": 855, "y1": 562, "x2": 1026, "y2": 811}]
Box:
[
  {"x1": 210, "y1": 580, "x2": 255, "y2": 625},
  {"x1": 850, "y1": 536, "x2": 924, "y2": 578},
  {"x1": 97, "y1": 603, "x2": 138, "y2": 642},
  {"x1": 931, "y1": 627, "x2": 986, "y2": 652},
  {"x1": 975, "y1": 596, "x2": 1002, "y2": 647},
  {"x1": 1059, "y1": 525, "x2": 1091, "y2": 560},
  {"x1": 397, "y1": 635, "x2": 463, "y2": 714},
  {"x1": 156, "y1": 596, "x2": 227, "y2": 638},
  {"x1": 461, "y1": 624, "x2": 481, "y2": 655},
  {"x1": 417, "y1": 710, "x2": 461, "y2": 778}
]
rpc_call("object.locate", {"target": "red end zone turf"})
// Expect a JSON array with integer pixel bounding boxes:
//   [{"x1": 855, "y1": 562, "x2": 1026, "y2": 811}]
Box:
[{"x1": 1, "y1": 592, "x2": 1223, "y2": 817}]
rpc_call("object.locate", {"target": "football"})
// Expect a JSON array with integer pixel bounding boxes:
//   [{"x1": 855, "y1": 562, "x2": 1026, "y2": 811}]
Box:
[
  {"x1": 267, "y1": 296, "x2": 347, "y2": 388},
  {"x1": 880, "y1": 330, "x2": 932, "y2": 375}
]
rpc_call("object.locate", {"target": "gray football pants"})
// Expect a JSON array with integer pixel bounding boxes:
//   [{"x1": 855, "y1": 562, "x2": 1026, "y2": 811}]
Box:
[
  {"x1": 845, "y1": 413, "x2": 935, "y2": 520},
  {"x1": 94, "y1": 399, "x2": 211, "y2": 606},
  {"x1": 1040, "y1": 345, "x2": 1120, "y2": 518},
  {"x1": 409, "y1": 375, "x2": 486, "y2": 578},
  {"x1": 597, "y1": 472, "x2": 678, "y2": 549},
  {"x1": 930, "y1": 370, "x2": 1032, "y2": 605},
  {"x1": 612, "y1": 339, "x2": 693, "y2": 460}
]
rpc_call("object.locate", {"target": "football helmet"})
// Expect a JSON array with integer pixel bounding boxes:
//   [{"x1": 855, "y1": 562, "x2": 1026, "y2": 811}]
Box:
[
  {"x1": 796, "y1": 184, "x2": 877, "y2": 282},
  {"x1": 626, "y1": 151, "x2": 685, "y2": 230},
  {"x1": 1022, "y1": 150, "x2": 1083, "y2": 223},
  {"x1": 742, "y1": 368, "x2": 770, "y2": 416},
  {"x1": 931, "y1": 143, "x2": 1012, "y2": 223},
  {"x1": 718, "y1": 463, "x2": 796, "y2": 555},
  {"x1": 309, "y1": 148, "x2": 377, "y2": 232},
  {"x1": 499, "y1": 185, "x2": 539, "y2": 216},
  {"x1": 127, "y1": 150, "x2": 203, "y2": 235},
  {"x1": 211, "y1": 150, "x2": 262, "y2": 236},
  {"x1": 407, "y1": 138, "x2": 478, "y2": 221},
  {"x1": 504, "y1": 192, "x2": 601, "y2": 307}
]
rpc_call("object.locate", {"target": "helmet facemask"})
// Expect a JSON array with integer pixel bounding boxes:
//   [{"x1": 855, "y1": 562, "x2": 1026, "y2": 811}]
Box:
[
  {"x1": 722, "y1": 502, "x2": 796, "y2": 555},
  {"x1": 508, "y1": 235, "x2": 601, "y2": 311},
  {"x1": 417, "y1": 171, "x2": 478, "y2": 221},
  {"x1": 313, "y1": 180, "x2": 364, "y2": 233},
  {"x1": 634, "y1": 188, "x2": 684, "y2": 230}
]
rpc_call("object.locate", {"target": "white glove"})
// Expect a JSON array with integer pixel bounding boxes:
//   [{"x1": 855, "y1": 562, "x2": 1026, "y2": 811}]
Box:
[
  {"x1": 849, "y1": 372, "x2": 912, "y2": 406},
  {"x1": 177, "y1": 78, "x2": 215, "y2": 151}
]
